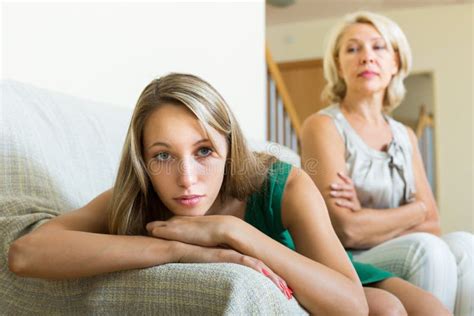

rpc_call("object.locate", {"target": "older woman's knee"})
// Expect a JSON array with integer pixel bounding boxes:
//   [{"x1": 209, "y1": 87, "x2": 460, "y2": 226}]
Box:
[{"x1": 405, "y1": 233, "x2": 456, "y2": 264}]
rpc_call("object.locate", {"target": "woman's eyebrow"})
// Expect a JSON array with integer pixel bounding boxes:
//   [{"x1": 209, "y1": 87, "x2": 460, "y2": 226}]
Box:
[
  {"x1": 147, "y1": 141, "x2": 170, "y2": 150},
  {"x1": 147, "y1": 138, "x2": 210, "y2": 150},
  {"x1": 345, "y1": 37, "x2": 383, "y2": 43}
]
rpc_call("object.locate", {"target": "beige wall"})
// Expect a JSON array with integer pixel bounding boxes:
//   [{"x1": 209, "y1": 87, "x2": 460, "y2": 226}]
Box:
[{"x1": 267, "y1": 4, "x2": 473, "y2": 233}]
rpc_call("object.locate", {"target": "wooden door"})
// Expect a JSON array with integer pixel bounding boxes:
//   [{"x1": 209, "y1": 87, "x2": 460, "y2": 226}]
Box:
[{"x1": 277, "y1": 59, "x2": 329, "y2": 124}]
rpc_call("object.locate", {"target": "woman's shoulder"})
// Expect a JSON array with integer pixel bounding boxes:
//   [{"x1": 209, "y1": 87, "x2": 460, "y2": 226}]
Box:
[
  {"x1": 304, "y1": 104, "x2": 338, "y2": 124},
  {"x1": 268, "y1": 162, "x2": 313, "y2": 200},
  {"x1": 302, "y1": 107, "x2": 345, "y2": 147}
]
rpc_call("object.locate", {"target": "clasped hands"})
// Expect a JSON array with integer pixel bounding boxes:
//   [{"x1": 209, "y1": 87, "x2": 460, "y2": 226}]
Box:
[{"x1": 146, "y1": 215, "x2": 292, "y2": 299}]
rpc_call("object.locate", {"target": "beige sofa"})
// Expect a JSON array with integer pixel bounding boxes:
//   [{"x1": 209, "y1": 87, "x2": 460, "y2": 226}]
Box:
[{"x1": 0, "y1": 80, "x2": 305, "y2": 315}]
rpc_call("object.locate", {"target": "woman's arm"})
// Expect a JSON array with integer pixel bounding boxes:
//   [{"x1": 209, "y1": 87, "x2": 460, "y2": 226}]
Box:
[
  {"x1": 237, "y1": 170, "x2": 369, "y2": 314},
  {"x1": 280, "y1": 168, "x2": 368, "y2": 314},
  {"x1": 147, "y1": 170, "x2": 369, "y2": 315},
  {"x1": 8, "y1": 189, "x2": 277, "y2": 281},
  {"x1": 300, "y1": 114, "x2": 428, "y2": 249},
  {"x1": 8, "y1": 189, "x2": 177, "y2": 279}
]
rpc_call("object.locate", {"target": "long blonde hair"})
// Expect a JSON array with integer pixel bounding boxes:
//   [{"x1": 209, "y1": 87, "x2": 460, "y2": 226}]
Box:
[
  {"x1": 108, "y1": 73, "x2": 275, "y2": 235},
  {"x1": 322, "y1": 11, "x2": 412, "y2": 112}
]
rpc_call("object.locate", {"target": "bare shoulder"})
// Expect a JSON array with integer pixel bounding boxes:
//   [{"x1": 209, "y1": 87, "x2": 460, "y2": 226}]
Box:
[
  {"x1": 281, "y1": 166, "x2": 327, "y2": 228},
  {"x1": 283, "y1": 167, "x2": 323, "y2": 209},
  {"x1": 301, "y1": 113, "x2": 342, "y2": 144},
  {"x1": 302, "y1": 113, "x2": 338, "y2": 135},
  {"x1": 285, "y1": 166, "x2": 316, "y2": 192},
  {"x1": 37, "y1": 188, "x2": 113, "y2": 233}
]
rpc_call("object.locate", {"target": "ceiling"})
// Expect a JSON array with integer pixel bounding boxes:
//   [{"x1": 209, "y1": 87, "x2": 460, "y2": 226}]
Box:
[{"x1": 266, "y1": 0, "x2": 472, "y2": 25}]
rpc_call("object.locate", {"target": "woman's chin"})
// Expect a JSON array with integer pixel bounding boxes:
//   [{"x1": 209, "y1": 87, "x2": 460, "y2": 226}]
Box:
[{"x1": 170, "y1": 205, "x2": 209, "y2": 217}]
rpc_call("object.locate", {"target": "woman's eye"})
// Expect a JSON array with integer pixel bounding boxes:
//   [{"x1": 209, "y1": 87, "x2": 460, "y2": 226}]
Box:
[
  {"x1": 155, "y1": 152, "x2": 171, "y2": 161},
  {"x1": 374, "y1": 43, "x2": 386, "y2": 50},
  {"x1": 197, "y1": 147, "x2": 213, "y2": 157},
  {"x1": 347, "y1": 47, "x2": 357, "y2": 53}
]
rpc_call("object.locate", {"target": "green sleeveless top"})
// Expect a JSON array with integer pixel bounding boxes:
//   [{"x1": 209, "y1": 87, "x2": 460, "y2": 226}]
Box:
[{"x1": 244, "y1": 160, "x2": 394, "y2": 285}]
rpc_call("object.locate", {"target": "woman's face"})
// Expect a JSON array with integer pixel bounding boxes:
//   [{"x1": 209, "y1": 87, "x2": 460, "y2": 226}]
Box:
[
  {"x1": 337, "y1": 23, "x2": 399, "y2": 97},
  {"x1": 142, "y1": 104, "x2": 228, "y2": 216}
]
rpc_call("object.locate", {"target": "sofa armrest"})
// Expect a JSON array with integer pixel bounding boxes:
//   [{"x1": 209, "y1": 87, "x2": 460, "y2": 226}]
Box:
[{"x1": 1, "y1": 263, "x2": 307, "y2": 315}]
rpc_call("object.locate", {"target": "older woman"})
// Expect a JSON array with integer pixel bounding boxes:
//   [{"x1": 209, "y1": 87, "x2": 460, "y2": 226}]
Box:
[{"x1": 301, "y1": 11, "x2": 473, "y2": 316}]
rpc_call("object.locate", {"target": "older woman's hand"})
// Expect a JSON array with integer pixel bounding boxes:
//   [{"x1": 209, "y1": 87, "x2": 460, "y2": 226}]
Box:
[{"x1": 330, "y1": 172, "x2": 362, "y2": 211}]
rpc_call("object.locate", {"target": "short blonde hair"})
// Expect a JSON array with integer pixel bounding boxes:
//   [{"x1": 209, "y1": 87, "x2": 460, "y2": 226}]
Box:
[
  {"x1": 322, "y1": 11, "x2": 412, "y2": 112},
  {"x1": 108, "y1": 73, "x2": 275, "y2": 235}
]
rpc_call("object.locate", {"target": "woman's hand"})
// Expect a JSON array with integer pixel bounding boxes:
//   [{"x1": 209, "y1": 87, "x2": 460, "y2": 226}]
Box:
[
  {"x1": 173, "y1": 242, "x2": 293, "y2": 299},
  {"x1": 146, "y1": 215, "x2": 236, "y2": 248},
  {"x1": 330, "y1": 172, "x2": 362, "y2": 211}
]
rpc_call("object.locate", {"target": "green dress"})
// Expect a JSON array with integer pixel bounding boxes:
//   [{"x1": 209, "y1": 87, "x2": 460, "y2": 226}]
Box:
[{"x1": 244, "y1": 160, "x2": 394, "y2": 285}]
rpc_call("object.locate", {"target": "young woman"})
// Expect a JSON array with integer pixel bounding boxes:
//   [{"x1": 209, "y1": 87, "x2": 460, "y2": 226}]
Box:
[
  {"x1": 301, "y1": 11, "x2": 472, "y2": 316},
  {"x1": 9, "y1": 73, "x2": 448, "y2": 315}
]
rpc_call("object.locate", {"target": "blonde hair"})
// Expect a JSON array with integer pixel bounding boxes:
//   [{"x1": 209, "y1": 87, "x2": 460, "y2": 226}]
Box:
[
  {"x1": 322, "y1": 11, "x2": 412, "y2": 112},
  {"x1": 108, "y1": 73, "x2": 275, "y2": 235}
]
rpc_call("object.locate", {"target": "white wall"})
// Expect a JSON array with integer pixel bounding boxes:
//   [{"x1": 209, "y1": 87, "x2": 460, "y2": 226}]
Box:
[
  {"x1": 1, "y1": 1, "x2": 266, "y2": 141},
  {"x1": 267, "y1": 4, "x2": 474, "y2": 233}
]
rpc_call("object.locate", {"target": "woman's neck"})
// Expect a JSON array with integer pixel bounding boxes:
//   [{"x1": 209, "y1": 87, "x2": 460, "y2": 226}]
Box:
[{"x1": 340, "y1": 90, "x2": 386, "y2": 126}]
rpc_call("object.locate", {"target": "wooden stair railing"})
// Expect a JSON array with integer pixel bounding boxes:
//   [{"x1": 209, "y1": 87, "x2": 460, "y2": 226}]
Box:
[{"x1": 266, "y1": 46, "x2": 301, "y2": 153}]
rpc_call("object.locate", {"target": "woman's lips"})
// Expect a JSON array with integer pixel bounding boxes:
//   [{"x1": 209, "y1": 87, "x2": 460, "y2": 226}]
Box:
[
  {"x1": 358, "y1": 70, "x2": 378, "y2": 78},
  {"x1": 173, "y1": 195, "x2": 205, "y2": 207}
]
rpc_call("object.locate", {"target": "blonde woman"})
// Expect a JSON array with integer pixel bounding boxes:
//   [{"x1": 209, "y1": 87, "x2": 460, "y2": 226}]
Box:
[
  {"x1": 9, "y1": 73, "x2": 447, "y2": 314},
  {"x1": 301, "y1": 11, "x2": 473, "y2": 316}
]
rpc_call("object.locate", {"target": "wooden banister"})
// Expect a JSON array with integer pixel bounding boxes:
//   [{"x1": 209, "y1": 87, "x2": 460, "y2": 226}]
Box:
[{"x1": 265, "y1": 46, "x2": 302, "y2": 153}]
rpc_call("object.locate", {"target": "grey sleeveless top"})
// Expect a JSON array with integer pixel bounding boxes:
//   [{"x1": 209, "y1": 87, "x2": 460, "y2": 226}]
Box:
[{"x1": 319, "y1": 104, "x2": 416, "y2": 209}]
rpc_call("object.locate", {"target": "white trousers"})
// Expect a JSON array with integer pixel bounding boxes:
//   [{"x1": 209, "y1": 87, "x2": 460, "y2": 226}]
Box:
[{"x1": 352, "y1": 232, "x2": 474, "y2": 316}]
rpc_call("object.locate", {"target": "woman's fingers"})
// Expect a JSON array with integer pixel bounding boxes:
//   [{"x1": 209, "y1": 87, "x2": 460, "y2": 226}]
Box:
[
  {"x1": 146, "y1": 217, "x2": 222, "y2": 247},
  {"x1": 240, "y1": 256, "x2": 293, "y2": 299},
  {"x1": 145, "y1": 221, "x2": 166, "y2": 232},
  {"x1": 335, "y1": 199, "x2": 355, "y2": 210},
  {"x1": 330, "y1": 190, "x2": 354, "y2": 199},
  {"x1": 330, "y1": 183, "x2": 354, "y2": 192}
]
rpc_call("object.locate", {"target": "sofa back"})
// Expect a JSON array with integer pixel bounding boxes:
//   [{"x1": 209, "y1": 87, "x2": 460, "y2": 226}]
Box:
[{"x1": 1, "y1": 80, "x2": 132, "y2": 214}]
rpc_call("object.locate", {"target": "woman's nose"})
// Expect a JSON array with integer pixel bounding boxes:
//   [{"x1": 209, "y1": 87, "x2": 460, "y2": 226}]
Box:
[
  {"x1": 177, "y1": 158, "x2": 198, "y2": 188},
  {"x1": 360, "y1": 47, "x2": 375, "y2": 64}
]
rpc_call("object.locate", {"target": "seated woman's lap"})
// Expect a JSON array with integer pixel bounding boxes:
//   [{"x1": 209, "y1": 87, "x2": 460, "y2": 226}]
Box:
[{"x1": 352, "y1": 232, "x2": 458, "y2": 312}]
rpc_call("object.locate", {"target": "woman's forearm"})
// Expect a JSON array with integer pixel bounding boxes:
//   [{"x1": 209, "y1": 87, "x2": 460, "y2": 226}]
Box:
[
  {"x1": 399, "y1": 217, "x2": 442, "y2": 236},
  {"x1": 226, "y1": 219, "x2": 367, "y2": 316},
  {"x1": 341, "y1": 202, "x2": 427, "y2": 249},
  {"x1": 8, "y1": 229, "x2": 178, "y2": 279}
]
